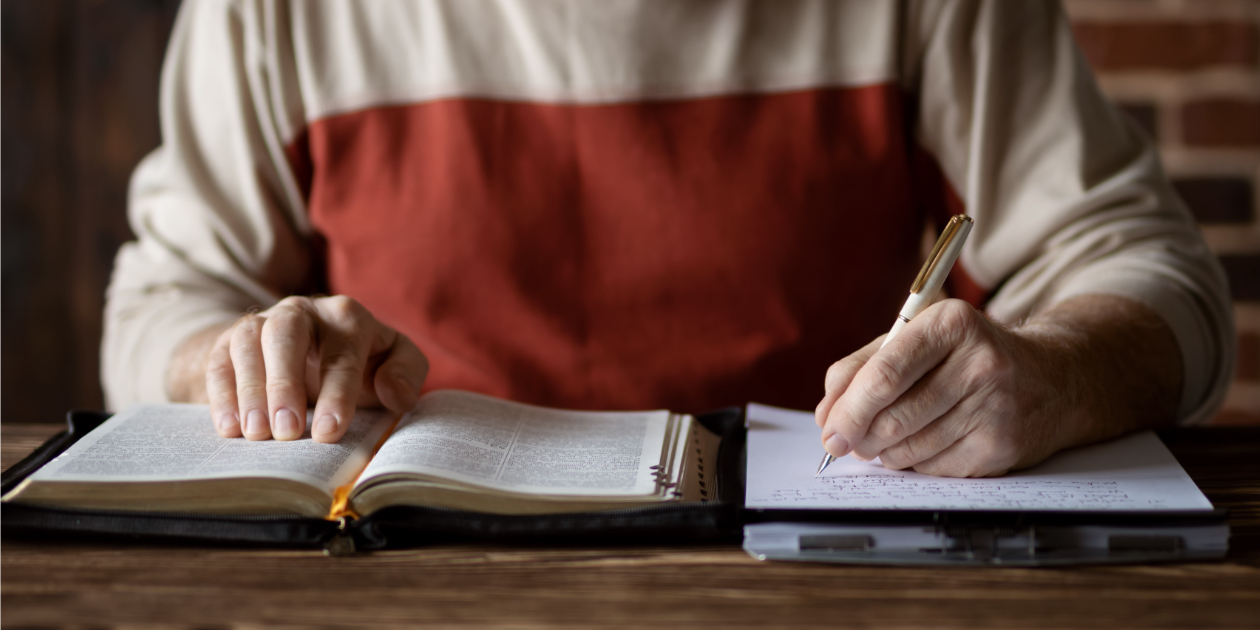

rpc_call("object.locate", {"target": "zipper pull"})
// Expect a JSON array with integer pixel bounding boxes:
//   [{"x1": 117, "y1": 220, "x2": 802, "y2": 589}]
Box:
[{"x1": 323, "y1": 516, "x2": 357, "y2": 557}]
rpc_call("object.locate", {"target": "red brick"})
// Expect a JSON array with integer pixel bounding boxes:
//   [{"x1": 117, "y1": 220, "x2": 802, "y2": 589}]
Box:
[
  {"x1": 1173, "y1": 177, "x2": 1253, "y2": 224},
  {"x1": 1183, "y1": 100, "x2": 1260, "y2": 148},
  {"x1": 1209, "y1": 410, "x2": 1260, "y2": 426},
  {"x1": 1238, "y1": 332, "x2": 1259, "y2": 381},
  {"x1": 1072, "y1": 21, "x2": 1258, "y2": 71},
  {"x1": 1219, "y1": 254, "x2": 1260, "y2": 301}
]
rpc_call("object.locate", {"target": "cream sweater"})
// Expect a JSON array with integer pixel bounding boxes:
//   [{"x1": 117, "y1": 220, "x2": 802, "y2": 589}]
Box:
[{"x1": 104, "y1": 0, "x2": 1232, "y2": 419}]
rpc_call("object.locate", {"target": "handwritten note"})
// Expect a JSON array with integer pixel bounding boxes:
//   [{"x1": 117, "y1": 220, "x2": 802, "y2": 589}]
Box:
[{"x1": 744, "y1": 404, "x2": 1213, "y2": 511}]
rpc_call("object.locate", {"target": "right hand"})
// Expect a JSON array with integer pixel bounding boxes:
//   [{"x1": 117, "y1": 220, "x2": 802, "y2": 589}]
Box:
[{"x1": 205, "y1": 295, "x2": 428, "y2": 443}]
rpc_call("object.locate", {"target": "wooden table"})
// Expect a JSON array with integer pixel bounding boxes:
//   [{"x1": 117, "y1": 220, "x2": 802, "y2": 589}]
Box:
[{"x1": 4, "y1": 423, "x2": 1259, "y2": 628}]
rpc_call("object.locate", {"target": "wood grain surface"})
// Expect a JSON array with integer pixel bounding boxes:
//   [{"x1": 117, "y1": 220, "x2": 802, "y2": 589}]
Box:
[{"x1": 4, "y1": 423, "x2": 1259, "y2": 629}]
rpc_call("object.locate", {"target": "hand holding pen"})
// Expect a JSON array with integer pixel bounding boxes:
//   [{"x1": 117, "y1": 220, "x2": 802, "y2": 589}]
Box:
[
  {"x1": 812, "y1": 210, "x2": 1182, "y2": 479},
  {"x1": 816, "y1": 215, "x2": 972, "y2": 477}
]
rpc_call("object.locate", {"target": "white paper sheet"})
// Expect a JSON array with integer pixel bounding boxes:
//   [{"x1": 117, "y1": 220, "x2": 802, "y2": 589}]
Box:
[
  {"x1": 744, "y1": 403, "x2": 1214, "y2": 511},
  {"x1": 357, "y1": 390, "x2": 671, "y2": 497}
]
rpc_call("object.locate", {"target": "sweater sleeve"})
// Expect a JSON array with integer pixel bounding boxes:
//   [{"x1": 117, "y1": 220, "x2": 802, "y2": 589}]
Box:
[
  {"x1": 102, "y1": 0, "x2": 311, "y2": 410},
  {"x1": 905, "y1": 0, "x2": 1234, "y2": 424}
]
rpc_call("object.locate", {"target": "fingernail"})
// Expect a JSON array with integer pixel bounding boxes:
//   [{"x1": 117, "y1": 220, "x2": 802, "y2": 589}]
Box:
[
  {"x1": 217, "y1": 411, "x2": 239, "y2": 433},
  {"x1": 246, "y1": 409, "x2": 267, "y2": 435},
  {"x1": 825, "y1": 434, "x2": 850, "y2": 458},
  {"x1": 274, "y1": 408, "x2": 301, "y2": 439},
  {"x1": 313, "y1": 414, "x2": 338, "y2": 437}
]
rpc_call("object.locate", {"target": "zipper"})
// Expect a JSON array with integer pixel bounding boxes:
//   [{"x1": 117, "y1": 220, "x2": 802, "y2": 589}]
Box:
[
  {"x1": 9, "y1": 504, "x2": 319, "y2": 522},
  {"x1": 5, "y1": 502, "x2": 340, "y2": 547},
  {"x1": 323, "y1": 515, "x2": 358, "y2": 557}
]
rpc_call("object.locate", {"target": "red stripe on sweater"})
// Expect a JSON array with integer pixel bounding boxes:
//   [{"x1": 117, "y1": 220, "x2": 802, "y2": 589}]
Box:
[{"x1": 293, "y1": 86, "x2": 950, "y2": 412}]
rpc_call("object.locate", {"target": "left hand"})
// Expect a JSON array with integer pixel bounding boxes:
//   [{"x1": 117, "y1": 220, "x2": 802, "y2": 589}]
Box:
[{"x1": 814, "y1": 297, "x2": 1177, "y2": 477}]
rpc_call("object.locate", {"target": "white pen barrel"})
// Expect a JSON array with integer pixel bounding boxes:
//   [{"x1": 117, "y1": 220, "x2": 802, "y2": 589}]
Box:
[
  {"x1": 881, "y1": 217, "x2": 972, "y2": 350},
  {"x1": 897, "y1": 290, "x2": 933, "y2": 322},
  {"x1": 881, "y1": 317, "x2": 907, "y2": 348},
  {"x1": 916, "y1": 229, "x2": 969, "y2": 301},
  {"x1": 882, "y1": 291, "x2": 931, "y2": 348}
]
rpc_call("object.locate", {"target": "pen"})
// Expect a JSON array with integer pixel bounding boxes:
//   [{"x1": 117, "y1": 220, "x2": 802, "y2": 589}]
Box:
[{"x1": 816, "y1": 214, "x2": 974, "y2": 478}]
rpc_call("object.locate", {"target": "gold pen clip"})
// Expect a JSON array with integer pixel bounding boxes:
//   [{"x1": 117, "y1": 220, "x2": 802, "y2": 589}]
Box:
[{"x1": 909, "y1": 215, "x2": 973, "y2": 294}]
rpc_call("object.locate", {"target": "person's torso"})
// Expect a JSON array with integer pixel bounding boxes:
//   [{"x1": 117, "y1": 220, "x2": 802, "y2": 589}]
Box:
[{"x1": 282, "y1": 0, "x2": 937, "y2": 412}]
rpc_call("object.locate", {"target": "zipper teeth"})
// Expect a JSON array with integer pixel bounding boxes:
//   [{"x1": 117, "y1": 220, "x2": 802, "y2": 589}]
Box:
[{"x1": 10, "y1": 504, "x2": 319, "y2": 523}]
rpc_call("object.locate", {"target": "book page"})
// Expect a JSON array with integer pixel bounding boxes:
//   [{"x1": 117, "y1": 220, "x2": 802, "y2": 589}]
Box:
[
  {"x1": 744, "y1": 403, "x2": 1214, "y2": 511},
  {"x1": 28, "y1": 404, "x2": 394, "y2": 493},
  {"x1": 357, "y1": 390, "x2": 668, "y2": 497}
]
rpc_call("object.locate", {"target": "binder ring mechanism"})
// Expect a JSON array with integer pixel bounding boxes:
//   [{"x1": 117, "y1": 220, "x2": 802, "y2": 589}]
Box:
[{"x1": 744, "y1": 516, "x2": 1228, "y2": 566}]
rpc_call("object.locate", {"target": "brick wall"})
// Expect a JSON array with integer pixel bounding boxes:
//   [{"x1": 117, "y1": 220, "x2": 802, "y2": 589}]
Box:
[{"x1": 1064, "y1": 0, "x2": 1260, "y2": 425}]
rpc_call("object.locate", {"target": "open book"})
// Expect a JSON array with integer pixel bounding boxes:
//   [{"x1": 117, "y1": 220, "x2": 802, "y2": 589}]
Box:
[{"x1": 2, "y1": 390, "x2": 718, "y2": 518}]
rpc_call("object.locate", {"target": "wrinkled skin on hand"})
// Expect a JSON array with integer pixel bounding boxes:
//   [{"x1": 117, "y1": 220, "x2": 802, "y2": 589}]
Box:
[
  {"x1": 815, "y1": 296, "x2": 1182, "y2": 477},
  {"x1": 173, "y1": 295, "x2": 428, "y2": 443}
]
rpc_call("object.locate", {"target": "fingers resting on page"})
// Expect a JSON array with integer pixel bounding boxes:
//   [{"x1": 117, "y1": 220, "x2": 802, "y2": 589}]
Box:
[
  {"x1": 206, "y1": 295, "x2": 428, "y2": 443},
  {"x1": 814, "y1": 299, "x2": 1072, "y2": 478}
]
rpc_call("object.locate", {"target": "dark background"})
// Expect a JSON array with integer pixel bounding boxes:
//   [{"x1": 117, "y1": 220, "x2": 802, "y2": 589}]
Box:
[
  {"x1": 3, "y1": 1, "x2": 1257, "y2": 424},
  {"x1": 3, "y1": 0, "x2": 180, "y2": 423}
]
